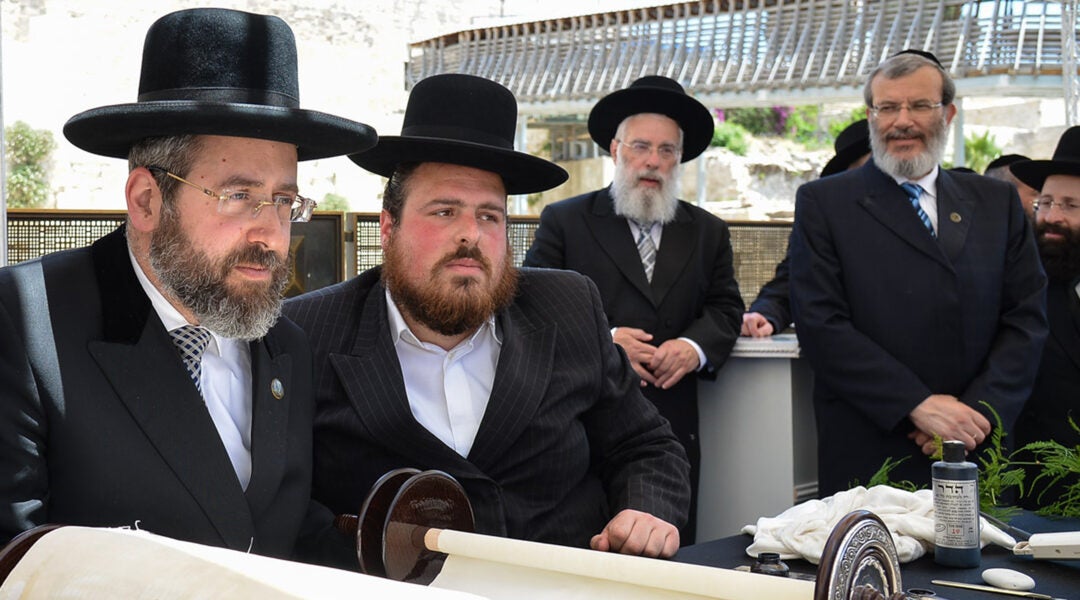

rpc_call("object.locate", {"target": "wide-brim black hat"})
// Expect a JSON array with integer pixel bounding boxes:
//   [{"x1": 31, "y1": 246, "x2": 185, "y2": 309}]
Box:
[
  {"x1": 63, "y1": 8, "x2": 376, "y2": 161},
  {"x1": 1012, "y1": 126, "x2": 1080, "y2": 190},
  {"x1": 984, "y1": 153, "x2": 1030, "y2": 173},
  {"x1": 820, "y1": 119, "x2": 870, "y2": 177},
  {"x1": 588, "y1": 76, "x2": 714, "y2": 162},
  {"x1": 350, "y1": 73, "x2": 567, "y2": 195}
]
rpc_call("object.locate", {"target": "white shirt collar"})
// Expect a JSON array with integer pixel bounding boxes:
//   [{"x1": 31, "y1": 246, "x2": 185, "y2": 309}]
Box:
[{"x1": 891, "y1": 165, "x2": 940, "y2": 200}]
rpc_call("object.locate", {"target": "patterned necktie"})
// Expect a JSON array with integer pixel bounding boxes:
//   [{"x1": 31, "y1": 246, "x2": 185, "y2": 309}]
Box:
[
  {"x1": 170, "y1": 325, "x2": 213, "y2": 394},
  {"x1": 635, "y1": 221, "x2": 657, "y2": 282},
  {"x1": 900, "y1": 182, "x2": 935, "y2": 237}
]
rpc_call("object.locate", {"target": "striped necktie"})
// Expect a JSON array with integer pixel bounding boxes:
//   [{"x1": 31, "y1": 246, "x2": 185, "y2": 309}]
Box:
[
  {"x1": 635, "y1": 221, "x2": 657, "y2": 282},
  {"x1": 900, "y1": 182, "x2": 935, "y2": 237},
  {"x1": 170, "y1": 325, "x2": 212, "y2": 395}
]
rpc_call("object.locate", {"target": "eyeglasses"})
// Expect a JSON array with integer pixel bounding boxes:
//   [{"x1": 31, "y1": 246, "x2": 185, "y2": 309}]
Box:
[
  {"x1": 868, "y1": 101, "x2": 944, "y2": 119},
  {"x1": 617, "y1": 140, "x2": 682, "y2": 162},
  {"x1": 1034, "y1": 197, "x2": 1080, "y2": 215},
  {"x1": 145, "y1": 166, "x2": 318, "y2": 223}
]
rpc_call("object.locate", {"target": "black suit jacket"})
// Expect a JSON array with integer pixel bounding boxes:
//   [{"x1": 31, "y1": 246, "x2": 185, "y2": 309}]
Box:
[
  {"x1": 789, "y1": 162, "x2": 1048, "y2": 495},
  {"x1": 283, "y1": 267, "x2": 690, "y2": 549},
  {"x1": 748, "y1": 250, "x2": 793, "y2": 333},
  {"x1": 1015, "y1": 277, "x2": 1080, "y2": 507},
  {"x1": 0, "y1": 227, "x2": 336, "y2": 562},
  {"x1": 522, "y1": 187, "x2": 744, "y2": 444}
]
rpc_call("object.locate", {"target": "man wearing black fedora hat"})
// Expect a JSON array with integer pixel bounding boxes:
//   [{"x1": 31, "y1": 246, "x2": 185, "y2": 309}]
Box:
[
  {"x1": 1011, "y1": 126, "x2": 1080, "y2": 509},
  {"x1": 285, "y1": 73, "x2": 691, "y2": 558},
  {"x1": 523, "y1": 76, "x2": 743, "y2": 544},
  {"x1": 0, "y1": 8, "x2": 376, "y2": 565},
  {"x1": 742, "y1": 119, "x2": 871, "y2": 338},
  {"x1": 985, "y1": 153, "x2": 1039, "y2": 219},
  {"x1": 788, "y1": 50, "x2": 1047, "y2": 496}
]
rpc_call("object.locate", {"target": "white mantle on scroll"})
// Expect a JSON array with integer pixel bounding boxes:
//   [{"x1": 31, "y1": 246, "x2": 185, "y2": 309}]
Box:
[
  {"x1": 742, "y1": 485, "x2": 1017, "y2": 564},
  {"x1": 427, "y1": 528, "x2": 813, "y2": 600}
]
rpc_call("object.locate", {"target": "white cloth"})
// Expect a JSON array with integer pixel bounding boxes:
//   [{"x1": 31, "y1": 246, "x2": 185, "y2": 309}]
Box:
[
  {"x1": 128, "y1": 249, "x2": 253, "y2": 490},
  {"x1": 741, "y1": 485, "x2": 1017, "y2": 564},
  {"x1": 386, "y1": 289, "x2": 501, "y2": 458}
]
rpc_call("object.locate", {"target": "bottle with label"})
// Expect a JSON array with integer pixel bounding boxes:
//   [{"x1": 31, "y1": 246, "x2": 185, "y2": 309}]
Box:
[{"x1": 933, "y1": 439, "x2": 981, "y2": 567}]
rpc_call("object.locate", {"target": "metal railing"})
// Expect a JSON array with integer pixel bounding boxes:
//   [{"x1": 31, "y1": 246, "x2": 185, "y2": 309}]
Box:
[
  {"x1": 5, "y1": 210, "x2": 790, "y2": 308},
  {"x1": 407, "y1": 0, "x2": 1076, "y2": 113}
]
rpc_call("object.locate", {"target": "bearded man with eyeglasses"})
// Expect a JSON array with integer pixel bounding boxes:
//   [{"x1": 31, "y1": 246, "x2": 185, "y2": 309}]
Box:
[
  {"x1": 788, "y1": 50, "x2": 1048, "y2": 497},
  {"x1": 1012, "y1": 126, "x2": 1080, "y2": 510},
  {"x1": 0, "y1": 8, "x2": 375, "y2": 567},
  {"x1": 524, "y1": 76, "x2": 744, "y2": 544}
]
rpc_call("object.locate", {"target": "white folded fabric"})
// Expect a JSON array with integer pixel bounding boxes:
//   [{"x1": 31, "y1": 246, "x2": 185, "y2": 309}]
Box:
[{"x1": 741, "y1": 485, "x2": 1017, "y2": 564}]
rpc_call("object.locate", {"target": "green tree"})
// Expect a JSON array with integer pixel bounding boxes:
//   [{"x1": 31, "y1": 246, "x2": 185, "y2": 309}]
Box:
[
  {"x1": 964, "y1": 130, "x2": 1001, "y2": 174},
  {"x1": 318, "y1": 192, "x2": 349, "y2": 212},
  {"x1": 710, "y1": 121, "x2": 750, "y2": 156},
  {"x1": 5, "y1": 121, "x2": 56, "y2": 208}
]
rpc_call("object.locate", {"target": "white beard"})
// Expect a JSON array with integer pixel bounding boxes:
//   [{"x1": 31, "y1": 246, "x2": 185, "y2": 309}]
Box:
[
  {"x1": 610, "y1": 157, "x2": 681, "y2": 225},
  {"x1": 870, "y1": 114, "x2": 948, "y2": 180}
]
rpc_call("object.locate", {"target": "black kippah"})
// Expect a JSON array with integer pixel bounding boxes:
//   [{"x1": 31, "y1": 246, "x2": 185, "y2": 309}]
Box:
[{"x1": 890, "y1": 48, "x2": 944, "y2": 68}]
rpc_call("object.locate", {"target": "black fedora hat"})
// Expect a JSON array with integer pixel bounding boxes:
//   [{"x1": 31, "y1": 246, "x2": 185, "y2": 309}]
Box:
[
  {"x1": 984, "y1": 153, "x2": 1030, "y2": 173},
  {"x1": 588, "y1": 76, "x2": 714, "y2": 162},
  {"x1": 63, "y1": 8, "x2": 376, "y2": 161},
  {"x1": 820, "y1": 119, "x2": 870, "y2": 177},
  {"x1": 349, "y1": 73, "x2": 568, "y2": 194},
  {"x1": 1012, "y1": 126, "x2": 1080, "y2": 190}
]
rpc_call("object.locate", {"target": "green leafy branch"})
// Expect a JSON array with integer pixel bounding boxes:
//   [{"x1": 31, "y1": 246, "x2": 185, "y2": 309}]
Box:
[{"x1": 860, "y1": 402, "x2": 1078, "y2": 519}]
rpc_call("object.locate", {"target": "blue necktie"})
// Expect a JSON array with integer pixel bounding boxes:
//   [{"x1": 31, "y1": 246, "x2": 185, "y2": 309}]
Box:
[{"x1": 900, "y1": 182, "x2": 935, "y2": 237}]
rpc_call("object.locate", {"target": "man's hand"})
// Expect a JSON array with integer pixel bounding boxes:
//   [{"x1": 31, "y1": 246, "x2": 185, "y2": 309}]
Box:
[
  {"x1": 741, "y1": 312, "x2": 775, "y2": 337},
  {"x1": 909, "y1": 394, "x2": 992, "y2": 455},
  {"x1": 648, "y1": 339, "x2": 700, "y2": 390},
  {"x1": 589, "y1": 509, "x2": 680, "y2": 558},
  {"x1": 613, "y1": 327, "x2": 659, "y2": 387}
]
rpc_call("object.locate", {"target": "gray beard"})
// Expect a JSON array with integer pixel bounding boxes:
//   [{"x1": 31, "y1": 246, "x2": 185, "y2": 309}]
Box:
[
  {"x1": 149, "y1": 207, "x2": 288, "y2": 341},
  {"x1": 610, "y1": 161, "x2": 681, "y2": 225},
  {"x1": 869, "y1": 115, "x2": 948, "y2": 180}
]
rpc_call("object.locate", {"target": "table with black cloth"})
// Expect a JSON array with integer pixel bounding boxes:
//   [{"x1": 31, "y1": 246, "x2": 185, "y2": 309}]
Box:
[{"x1": 674, "y1": 512, "x2": 1078, "y2": 599}]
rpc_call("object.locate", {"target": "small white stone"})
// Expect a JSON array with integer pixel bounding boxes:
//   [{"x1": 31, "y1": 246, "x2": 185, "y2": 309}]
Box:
[{"x1": 981, "y1": 568, "x2": 1036, "y2": 591}]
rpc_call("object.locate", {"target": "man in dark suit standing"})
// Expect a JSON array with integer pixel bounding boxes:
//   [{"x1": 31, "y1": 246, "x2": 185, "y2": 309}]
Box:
[
  {"x1": 523, "y1": 77, "x2": 743, "y2": 543},
  {"x1": 788, "y1": 50, "x2": 1048, "y2": 496},
  {"x1": 1011, "y1": 127, "x2": 1080, "y2": 509},
  {"x1": 0, "y1": 8, "x2": 376, "y2": 565},
  {"x1": 985, "y1": 154, "x2": 1039, "y2": 220},
  {"x1": 742, "y1": 119, "x2": 871, "y2": 338},
  {"x1": 285, "y1": 74, "x2": 690, "y2": 558}
]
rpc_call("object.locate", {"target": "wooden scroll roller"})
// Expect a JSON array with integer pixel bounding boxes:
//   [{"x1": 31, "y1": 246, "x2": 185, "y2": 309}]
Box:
[
  {"x1": 334, "y1": 468, "x2": 476, "y2": 584},
  {"x1": 336, "y1": 470, "x2": 908, "y2": 600}
]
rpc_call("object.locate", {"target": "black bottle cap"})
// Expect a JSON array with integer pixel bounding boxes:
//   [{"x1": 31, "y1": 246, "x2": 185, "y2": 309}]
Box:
[{"x1": 943, "y1": 440, "x2": 966, "y2": 462}]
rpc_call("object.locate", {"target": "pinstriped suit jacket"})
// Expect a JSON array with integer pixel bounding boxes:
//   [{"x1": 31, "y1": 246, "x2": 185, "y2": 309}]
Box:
[{"x1": 284, "y1": 266, "x2": 690, "y2": 549}]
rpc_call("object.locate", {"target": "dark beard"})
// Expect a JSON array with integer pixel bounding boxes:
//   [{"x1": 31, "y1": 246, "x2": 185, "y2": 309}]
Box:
[
  {"x1": 1036, "y1": 221, "x2": 1080, "y2": 282},
  {"x1": 149, "y1": 207, "x2": 290, "y2": 341},
  {"x1": 382, "y1": 234, "x2": 519, "y2": 337}
]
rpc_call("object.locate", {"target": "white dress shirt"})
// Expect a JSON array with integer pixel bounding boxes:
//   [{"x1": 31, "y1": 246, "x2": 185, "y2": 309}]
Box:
[
  {"x1": 385, "y1": 289, "x2": 501, "y2": 458},
  {"x1": 893, "y1": 165, "x2": 941, "y2": 234},
  {"x1": 128, "y1": 249, "x2": 253, "y2": 490}
]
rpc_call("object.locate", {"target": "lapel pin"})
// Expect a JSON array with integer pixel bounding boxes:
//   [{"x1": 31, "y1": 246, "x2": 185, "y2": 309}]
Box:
[
  {"x1": 950, "y1": 212, "x2": 962, "y2": 223},
  {"x1": 270, "y1": 378, "x2": 285, "y2": 400}
]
